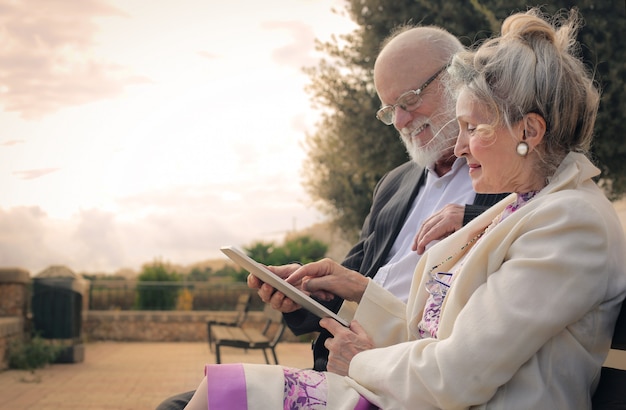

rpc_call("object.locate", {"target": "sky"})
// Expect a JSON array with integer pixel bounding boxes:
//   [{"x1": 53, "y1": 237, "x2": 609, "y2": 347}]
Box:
[{"x1": 0, "y1": 0, "x2": 357, "y2": 275}]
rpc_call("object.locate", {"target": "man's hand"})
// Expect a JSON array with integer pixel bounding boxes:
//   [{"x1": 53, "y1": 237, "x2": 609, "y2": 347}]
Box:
[
  {"x1": 320, "y1": 318, "x2": 374, "y2": 376},
  {"x1": 246, "y1": 264, "x2": 302, "y2": 313},
  {"x1": 413, "y1": 203, "x2": 465, "y2": 254}
]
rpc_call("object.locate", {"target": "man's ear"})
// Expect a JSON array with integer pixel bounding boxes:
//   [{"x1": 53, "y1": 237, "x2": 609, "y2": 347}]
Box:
[{"x1": 523, "y1": 112, "x2": 547, "y2": 150}]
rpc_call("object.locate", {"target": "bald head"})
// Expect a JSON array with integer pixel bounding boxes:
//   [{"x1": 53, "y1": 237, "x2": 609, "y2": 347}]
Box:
[{"x1": 374, "y1": 26, "x2": 463, "y2": 99}]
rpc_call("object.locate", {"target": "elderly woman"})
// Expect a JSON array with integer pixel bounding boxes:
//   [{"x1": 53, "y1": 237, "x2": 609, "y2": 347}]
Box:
[{"x1": 184, "y1": 8, "x2": 626, "y2": 409}]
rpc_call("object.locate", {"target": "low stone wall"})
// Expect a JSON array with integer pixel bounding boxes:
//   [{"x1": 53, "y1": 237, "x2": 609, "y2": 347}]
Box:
[
  {"x1": 83, "y1": 311, "x2": 308, "y2": 343},
  {"x1": 0, "y1": 268, "x2": 30, "y2": 370}
]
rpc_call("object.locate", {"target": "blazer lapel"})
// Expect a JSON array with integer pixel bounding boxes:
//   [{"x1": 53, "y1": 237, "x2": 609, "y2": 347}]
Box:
[{"x1": 364, "y1": 165, "x2": 425, "y2": 277}]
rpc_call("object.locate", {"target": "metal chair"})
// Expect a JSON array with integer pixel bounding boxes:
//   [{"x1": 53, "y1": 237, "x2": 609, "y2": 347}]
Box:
[{"x1": 207, "y1": 293, "x2": 252, "y2": 352}]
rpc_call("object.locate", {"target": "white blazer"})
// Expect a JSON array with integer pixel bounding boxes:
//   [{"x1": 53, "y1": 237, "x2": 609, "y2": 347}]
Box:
[{"x1": 342, "y1": 152, "x2": 626, "y2": 409}]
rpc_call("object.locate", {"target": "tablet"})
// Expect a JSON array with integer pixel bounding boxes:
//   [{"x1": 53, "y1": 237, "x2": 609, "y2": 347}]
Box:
[{"x1": 220, "y1": 245, "x2": 349, "y2": 327}]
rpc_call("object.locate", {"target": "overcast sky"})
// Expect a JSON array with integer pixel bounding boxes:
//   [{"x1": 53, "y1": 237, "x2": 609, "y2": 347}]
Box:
[{"x1": 0, "y1": 0, "x2": 356, "y2": 275}]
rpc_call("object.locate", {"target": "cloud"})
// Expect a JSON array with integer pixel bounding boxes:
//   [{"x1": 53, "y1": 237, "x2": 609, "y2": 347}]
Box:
[
  {"x1": 0, "y1": 0, "x2": 147, "y2": 118},
  {"x1": 290, "y1": 113, "x2": 308, "y2": 134},
  {"x1": 197, "y1": 51, "x2": 219, "y2": 60},
  {"x1": 12, "y1": 167, "x2": 61, "y2": 180},
  {"x1": 0, "y1": 182, "x2": 321, "y2": 275},
  {"x1": 1, "y1": 139, "x2": 25, "y2": 146},
  {"x1": 0, "y1": 206, "x2": 64, "y2": 274},
  {"x1": 71, "y1": 208, "x2": 126, "y2": 270},
  {"x1": 261, "y1": 21, "x2": 317, "y2": 69}
]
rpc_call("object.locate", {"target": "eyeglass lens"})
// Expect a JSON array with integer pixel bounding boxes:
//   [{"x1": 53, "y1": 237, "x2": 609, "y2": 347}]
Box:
[{"x1": 376, "y1": 64, "x2": 448, "y2": 125}]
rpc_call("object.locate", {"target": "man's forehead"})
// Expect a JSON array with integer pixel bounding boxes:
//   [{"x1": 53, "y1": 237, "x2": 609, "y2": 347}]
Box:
[{"x1": 376, "y1": 65, "x2": 435, "y2": 104}]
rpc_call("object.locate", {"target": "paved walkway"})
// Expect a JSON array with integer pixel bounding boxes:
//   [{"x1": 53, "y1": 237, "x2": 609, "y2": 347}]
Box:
[
  {"x1": 1, "y1": 341, "x2": 624, "y2": 410},
  {"x1": 0, "y1": 341, "x2": 312, "y2": 410}
]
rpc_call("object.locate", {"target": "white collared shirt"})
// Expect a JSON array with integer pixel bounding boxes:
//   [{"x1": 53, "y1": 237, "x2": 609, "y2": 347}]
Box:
[{"x1": 372, "y1": 158, "x2": 475, "y2": 302}]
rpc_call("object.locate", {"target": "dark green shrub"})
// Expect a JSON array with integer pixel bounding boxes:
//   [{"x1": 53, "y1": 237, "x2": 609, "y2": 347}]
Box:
[
  {"x1": 7, "y1": 335, "x2": 62, "y2": 370},
  {"x1": 135, "y1": 261, "x2": 181, "y2": 310}
]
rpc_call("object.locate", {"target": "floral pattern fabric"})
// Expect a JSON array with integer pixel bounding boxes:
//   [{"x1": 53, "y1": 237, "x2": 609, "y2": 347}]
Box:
[
  {"x1": 283, "y1": 367, "x2": 327, "y2": 409},
  {"x1": 418, "y1": 191, "x2": 539, "y2": 339}
]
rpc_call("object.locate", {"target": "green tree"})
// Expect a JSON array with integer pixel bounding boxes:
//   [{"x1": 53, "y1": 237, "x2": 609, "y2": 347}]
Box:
[
  {"x1": 213, "y1": 264, "x2": 240, "y2": 278},
  {"x1": 245, "y1": 241, "x2": 276, "y2": 265},
  {"x1": 304, "y1": 0, "x2": 626, "y2": 240},
  {"x1": 187, "y1": 266, "x2": 212, "y2": 282},
  {"x1": 135, "y1": 260, "x2": 180, "y2": 310},
  {"x1": 245, "y1": 236, "x2": 328, "y2": 266},
  {"x1": 280, "y1": 236, "x2": 328, "y2": 264},
  {"x1": 216, "y1": 264, "x2": 248, "y2": 282}
]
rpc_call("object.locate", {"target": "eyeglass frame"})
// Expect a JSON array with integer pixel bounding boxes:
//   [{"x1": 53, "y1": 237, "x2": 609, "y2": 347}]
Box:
[{"x1": 375, "y1": 64, "x2": 449, "y2": 126}]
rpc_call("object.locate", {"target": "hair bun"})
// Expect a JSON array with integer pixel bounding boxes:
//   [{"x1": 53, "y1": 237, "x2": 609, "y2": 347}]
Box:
[{"x1": 501, "y1": 8, "x2": 580, "y2": 54}]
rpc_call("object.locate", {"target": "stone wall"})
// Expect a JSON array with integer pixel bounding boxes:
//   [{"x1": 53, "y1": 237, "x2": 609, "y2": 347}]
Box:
[
  {"x1": 0, "y1": 268, "x2": 30, "y2": 370},
  {"x1": 0, "y1": 268, "x2": 29, "y2": 317},
  {"x1": 83, "y1": 311, "x2": 308, "y2": 343}
]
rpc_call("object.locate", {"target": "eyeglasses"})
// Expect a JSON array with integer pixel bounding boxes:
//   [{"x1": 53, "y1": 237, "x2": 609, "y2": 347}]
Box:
[{"x1": 375, "y1": 64, "x2": 449, "y2": 126}]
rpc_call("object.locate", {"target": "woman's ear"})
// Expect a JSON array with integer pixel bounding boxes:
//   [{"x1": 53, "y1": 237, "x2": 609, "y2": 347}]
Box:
[{"x1": 523, "y1": 112, "x2": 547, "y2": 150}]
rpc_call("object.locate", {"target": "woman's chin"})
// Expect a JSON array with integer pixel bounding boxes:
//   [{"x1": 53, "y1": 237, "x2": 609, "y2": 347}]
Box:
[{"x1": 471, "y1": 181, "x2": 491, "y2": 194}]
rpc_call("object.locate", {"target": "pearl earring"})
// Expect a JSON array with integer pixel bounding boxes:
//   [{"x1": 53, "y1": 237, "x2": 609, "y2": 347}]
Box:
[{"x1": 516, "y1": 141, "x2": 529, "y2": 157}]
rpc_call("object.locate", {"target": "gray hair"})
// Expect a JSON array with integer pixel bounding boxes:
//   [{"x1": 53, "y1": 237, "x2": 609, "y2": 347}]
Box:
[{"x1": 447, "y1": 8, "x2": 599, "y2": 178}]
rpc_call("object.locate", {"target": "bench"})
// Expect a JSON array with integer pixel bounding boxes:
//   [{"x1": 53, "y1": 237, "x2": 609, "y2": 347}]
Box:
[
  {"x1": 592, "y1": 299, "x2": 626, "y2": 409},
  {"x1": 211, "y1": 304, "x2": 286, "y2": 365},
  {"x1": 207, "y1": 293, "x2": 252, "y2": 352}
]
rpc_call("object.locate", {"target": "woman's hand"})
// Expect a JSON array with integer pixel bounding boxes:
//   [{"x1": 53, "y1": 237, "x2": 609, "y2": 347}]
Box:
[
  {"x1": 321, "y1": 318, "x2": 374, "y2": 376},
  {"x1": 287, "y1": 258, "x2": 369, "y2": 303},
  {"x1": 246, "y1": 264, "x2": 302, "y2": 313}
]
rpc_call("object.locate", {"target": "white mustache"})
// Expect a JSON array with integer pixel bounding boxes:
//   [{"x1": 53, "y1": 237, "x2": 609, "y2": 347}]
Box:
[{"x1": 402, "y1": 116, "x2": 457, "y2": 150}]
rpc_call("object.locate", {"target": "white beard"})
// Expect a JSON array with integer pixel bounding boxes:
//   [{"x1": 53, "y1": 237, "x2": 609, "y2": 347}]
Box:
[{"x1": 399, "y1": 114, "x2": 457, "y2": 167}]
